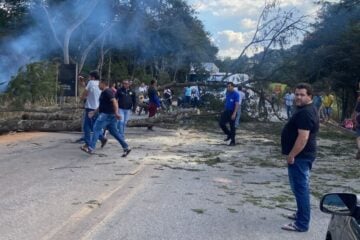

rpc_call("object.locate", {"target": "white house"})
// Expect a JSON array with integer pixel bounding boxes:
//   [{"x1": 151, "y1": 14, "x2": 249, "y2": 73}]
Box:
[
  {"x1": 201, "y1": 62, "x2": 219, "y2": 74},
  {"x1": 189, "y1": 62, "x2": 249, "y2": 85}
]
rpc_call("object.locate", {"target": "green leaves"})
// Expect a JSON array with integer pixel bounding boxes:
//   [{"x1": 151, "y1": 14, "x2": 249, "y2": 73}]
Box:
[{"x1": 5, "y1": 61, "x2": 58, "y2": 106}]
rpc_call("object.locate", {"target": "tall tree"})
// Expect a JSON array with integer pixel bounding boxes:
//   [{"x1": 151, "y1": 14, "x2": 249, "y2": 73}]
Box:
[
  {"x1": 294, "y1": 1, "x2": 360, "y2": 118},
  {"x1": 0, "y1": 0, "x2": 33, "y2": 38}
]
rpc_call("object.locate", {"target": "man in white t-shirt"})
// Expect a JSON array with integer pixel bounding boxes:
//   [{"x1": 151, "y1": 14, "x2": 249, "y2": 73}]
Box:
[
  {"x1": 81, "y1": 71, "x2": 107, "y2": 148},
  {"x1": 284, "y1": 89, "x2": 295, "y2": 119},
  {"x1": 235, "y1": 85, "x2": 246, "y2": 128},
  {"x1": 138, "y1": 83, "x2": 148, "y2": 96}
]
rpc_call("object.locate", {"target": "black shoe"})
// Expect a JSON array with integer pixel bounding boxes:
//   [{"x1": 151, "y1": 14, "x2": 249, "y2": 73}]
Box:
[
  {"x1": 100, "y1": 138, "x2": 108, "y2": 148},
  {"x1": 121, "y1": 148, "x2": 132, "y2": 157},
  {"x1": 224, "y1": 136, "x2": 231, "y2": 141},
  {"x1": 228, "y1": 141, "x2": 235, "y2": 146},
  {"x1": 147, "y1": 127, "x2": 154, "y2": 131}
]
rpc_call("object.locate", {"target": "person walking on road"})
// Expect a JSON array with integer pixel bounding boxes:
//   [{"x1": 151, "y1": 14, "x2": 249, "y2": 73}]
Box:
[
  {"x1": 81, "y1": 79, "x2": 131, "y2": 157},
  {"x1": 80, "y1": 71, "x2": 107, "y2": 149},
  {"x1": 219, "y1": 82, "x2": 240, "y2": 146},
  {"x1": 147, "y1": 79, "x2": 161, "y2": 131},
  {"x1": 115, "y1": 79, "x2": 137, "y2": 138},
  {"x1": 281, "y1": 83, "x2": 319, "y2": 232}
]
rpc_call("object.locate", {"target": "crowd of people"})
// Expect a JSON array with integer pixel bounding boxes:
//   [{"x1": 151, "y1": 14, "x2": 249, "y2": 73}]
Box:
[
  {"x1": 219, "y1": 82, "x2": 360, "y2": 232},
  {"x1": 276, "y1": 89, "x2": 360, "y2": 161},
  {"x1": 279, "y1": 90, "x2": 335, "y2": 122},
  {"x1": 76, "y1": 71, "x2": 164, "y2": 157},
  {"x1": 76, "y1": 73, "x2": 360, "y2": 233},
  {"x1": 280, "y1": 88, "x2": 360, "y2": 161},
  {"x1": 76, "y1": 72, "x2": 252, "y2": 157}
]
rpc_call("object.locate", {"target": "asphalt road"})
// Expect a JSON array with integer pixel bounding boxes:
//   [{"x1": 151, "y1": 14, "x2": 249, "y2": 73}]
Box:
[{"x1": 0, "y1": 128, "x2": 330, "y2": 240}]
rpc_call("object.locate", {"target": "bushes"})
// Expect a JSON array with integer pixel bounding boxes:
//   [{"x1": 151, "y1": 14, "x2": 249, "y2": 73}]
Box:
[{"x1": 3, "y1": 61, "x2": 57, "y2": 108}]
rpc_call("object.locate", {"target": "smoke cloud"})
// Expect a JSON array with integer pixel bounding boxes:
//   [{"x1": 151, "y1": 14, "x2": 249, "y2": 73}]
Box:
[
  {"x1": 0, "y1": 0, "x2": 150, "y2": 92},
  {"x1": 0, "y1": 0, "x2": 209, "y2": 92}
]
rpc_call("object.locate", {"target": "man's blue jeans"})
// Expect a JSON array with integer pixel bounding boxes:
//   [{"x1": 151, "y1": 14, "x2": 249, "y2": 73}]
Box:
[
  {"x1": 83, "y1": 108, "x2": 104, "y2": 146},
  {"x1": 117, "y1": 108, "x2": 131, "y2": 138},
  {"x1": 288, "y1": 157, "x2": 314, "y2": 231},
  {"x1": 324, "y1": 107, "x2": 332, "y2": 118},
  {"x1": 286, "y1": 105, "x2": 293, "y2": 119},
  {"x1": 235, "y1": 106, "x2": 242, "y2": 128},
  {"x1": 89, "y1": 113, "x2": 128, "y2": 151}
]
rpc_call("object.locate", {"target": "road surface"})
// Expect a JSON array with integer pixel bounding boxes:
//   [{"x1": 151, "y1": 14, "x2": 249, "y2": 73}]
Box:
[{"x1": 0, "y1": 126, "x2": 334, "y2": 240}]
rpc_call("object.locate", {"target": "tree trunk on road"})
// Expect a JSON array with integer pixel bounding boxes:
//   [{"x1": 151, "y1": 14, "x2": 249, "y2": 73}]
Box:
[{"x1": 0, "y1": 108, "x2": 199, "y2": 134}]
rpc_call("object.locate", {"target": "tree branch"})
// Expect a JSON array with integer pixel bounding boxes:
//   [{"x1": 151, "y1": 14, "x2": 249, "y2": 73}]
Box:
[
  {"x1": 78, "y1": 23, "x2": 115, "y2": 74},
  {"x1": 41, "y1": 4, "x2": 63, "y2": 50},
  {"x1": 63, "y1": 0, "x2": 101, "y2": 64}
]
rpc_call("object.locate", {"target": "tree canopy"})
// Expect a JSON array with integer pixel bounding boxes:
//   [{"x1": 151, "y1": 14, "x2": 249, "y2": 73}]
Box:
[
  {"x1": 0, "y1": 0, "x2": 218, "y2": 96},
  {"x1": 212, "y1": 0, "x2": 360, "y2": 120}
]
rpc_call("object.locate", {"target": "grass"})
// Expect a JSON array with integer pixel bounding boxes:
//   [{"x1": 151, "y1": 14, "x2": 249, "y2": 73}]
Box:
[
  {"x1": 247, "y1": 156, "x2": 283, "y2": 168},
  {"x1": 161, "y1": 164, "x2": 204, "y2": 172},
  {"x1": 227, "y1": 208, "x2": 238, "y2": 213},
  {"x1": 198, "y1": 157, "x2": 222, "y2": 166},
  {"x1": 85, "y1": 200, "x2": 101, "y2": 208},
  {"x1": 218, "y1": 185, "x2": 230, "y2": 190},
  {"x1": 189, "y1": 151, "x2": 224, "y2": 167},
  {"x1": 242, "y1": 122, "x2": 284, "y2": 137},
  {"x1": 270, "y1": 194, "x2": 293, "y2": 203},
  {"x1": 191, "y1": 208, "x2": 206, "y2": 214},
  {"x1": 313, "y1": 166, "x2": 360, "y2": 180},
  {"x1": 244, "y1": 181, "x2": 271, "y2": 185},
  {"x1": 243, "y1": 194, "x2": 263, "y2": 207},
  {"x1": 250, "y1": 139, "x2": 277, "y2": 146},
  {"x1": 258, "y1": 160, "x2": 283, "y2": 168},
  {"x1": 229, "y1": 162, "x2": 245, "y2": 169},
  {"x1": 260, "y1": 205, "x2": 276, "y2": 209},
  {"x1": 341, "y1": 168, "x2": 360, "y2": 179},
  {"x1": 311, "y1": 190, "x2": 326, "y2": 199},
  {"x1": 318, "y1": 126, "x2": 355, "y2": 141}
]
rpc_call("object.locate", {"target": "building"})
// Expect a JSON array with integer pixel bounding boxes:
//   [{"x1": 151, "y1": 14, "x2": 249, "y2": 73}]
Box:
[{"x1": 189, "y1": 62, "x2": 249, "y2": 85}]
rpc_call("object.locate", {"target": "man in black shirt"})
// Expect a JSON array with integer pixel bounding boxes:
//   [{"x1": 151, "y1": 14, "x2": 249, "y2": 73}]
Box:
[
  {"x1": 281, "y1": 83, "x2": 319, "y2": 232},
  {"x1": 115, "y1": 79, "x2": 137, "y2": 138},
  {"x1": 81, "y1": 79, "x2": 131, "y2": 157}
]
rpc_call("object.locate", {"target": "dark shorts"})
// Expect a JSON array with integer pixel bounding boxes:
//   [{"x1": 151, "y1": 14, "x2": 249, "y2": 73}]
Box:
[{"x1": 148, "y1": 102, "x2": 157, "y2": 117}]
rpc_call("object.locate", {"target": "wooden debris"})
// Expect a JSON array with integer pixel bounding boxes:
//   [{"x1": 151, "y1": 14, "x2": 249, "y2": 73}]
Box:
[{"x1": 0, "y1": 107, "x2": 199, "y2": 134}]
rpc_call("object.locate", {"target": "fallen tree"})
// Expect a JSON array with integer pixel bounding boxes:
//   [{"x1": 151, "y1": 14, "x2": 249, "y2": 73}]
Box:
[
  {"x1": 0, "y1": 107, "x2": 200, "y2": 134},
  {"x1": 159, "y1": 81, "x2": 285, "y2": 121}
]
